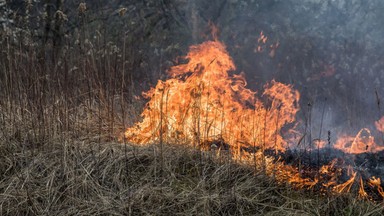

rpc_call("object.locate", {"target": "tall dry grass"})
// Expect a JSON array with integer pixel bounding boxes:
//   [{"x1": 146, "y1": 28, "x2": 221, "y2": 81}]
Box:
[
  {"x1": 1, "y1": 136, "x2": 384, "y2": 215},
  {"x1": 0, "y1": 3, "x2": 383, "y2": 216}
]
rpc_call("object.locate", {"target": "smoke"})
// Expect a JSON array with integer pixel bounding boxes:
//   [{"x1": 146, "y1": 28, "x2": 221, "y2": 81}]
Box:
[{"x1": 183, "y1": 0, "x2": 384, "y2": 139}]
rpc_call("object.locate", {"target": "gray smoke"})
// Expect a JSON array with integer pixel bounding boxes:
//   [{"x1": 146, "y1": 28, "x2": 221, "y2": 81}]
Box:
[{"x1": 184, "y1": 0, "x2": 384, "y2": 141}]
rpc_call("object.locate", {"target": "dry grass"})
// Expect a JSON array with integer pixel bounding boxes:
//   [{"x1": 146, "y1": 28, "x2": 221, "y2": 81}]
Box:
[
  {"x1": 1, "y1": 131, "x2": 383, "y2": 215},
  {"x1": 1, "y1": 5, "x2": 383, "y2": 215}
]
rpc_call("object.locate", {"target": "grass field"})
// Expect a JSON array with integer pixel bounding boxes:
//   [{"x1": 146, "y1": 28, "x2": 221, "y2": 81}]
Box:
[
  {"x1": 1, "y1": 3, "x2": 384, "y2": 214},
  {"x1": 1, "y1": 129, "x2": 384, "y2": 215}
]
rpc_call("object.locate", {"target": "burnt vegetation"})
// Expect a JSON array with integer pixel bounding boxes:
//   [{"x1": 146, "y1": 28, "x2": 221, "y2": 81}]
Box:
[{"x1": 1, "y1": 0, "x2": 384, "y2": 215}]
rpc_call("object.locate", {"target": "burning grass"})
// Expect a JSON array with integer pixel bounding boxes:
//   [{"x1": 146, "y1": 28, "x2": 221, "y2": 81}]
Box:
[
  {"x1": 1, "y1": 8, "x2": 384, "y2": 213},
  {"x1": 1, "y1": 137, "x2": 384, "y2": 215},
  {"x1": 0, "y1": 90, "x2": 382, "y2": 214},
  {"x1": 123, "y1": 38, "x2": 384, "y2": 201}
]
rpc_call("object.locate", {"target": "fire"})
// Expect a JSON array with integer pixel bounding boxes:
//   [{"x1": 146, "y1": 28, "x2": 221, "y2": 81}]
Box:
[
  {"x1": 333, "y1": 128, "x2": 384, "y2": 154},
  {"x1": 124, "y1": 37, "x2": 384, "y2": 201},
  {"x1": 124, "y1": 40, "x2": 299, "y2": 152},
  {"x1": 368, "y1": 177, "x2": 384, "y2": 199},
  {"x1": 375, "y1": 116, "x2": 384, "y2": 133},
  {"x1": 333, "y1": 167, "x2": 356, "y2": 193}
]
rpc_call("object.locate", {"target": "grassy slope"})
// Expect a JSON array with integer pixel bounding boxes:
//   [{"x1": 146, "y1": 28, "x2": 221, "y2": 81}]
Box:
[{"x1": 1, "y1": 137, "x2": 383, "y2": 215}]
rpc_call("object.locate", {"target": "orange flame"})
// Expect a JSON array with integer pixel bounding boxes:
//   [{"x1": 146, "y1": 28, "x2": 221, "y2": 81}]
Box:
[
  {"x1": 125, "y1": 40, "x2": 299, "y2": 152},
  {"x1": 123, "y1": 38, "x2": 384, "y2": 201},
  {"x1": 359, "y1": 177, "x2": 368, "y2": 199},
  {"x1": 375, "y1": 116, "x2": 384, "y2": 133},
  {"x1": 368, "y1": 177, "x2": 384, "y2": 199},
  {"x1": 333, "y1": 170, "x2": 356, "y2": 193},
  {"x1": 334, "y1": 128, "x2": 384, "y2": 154}
]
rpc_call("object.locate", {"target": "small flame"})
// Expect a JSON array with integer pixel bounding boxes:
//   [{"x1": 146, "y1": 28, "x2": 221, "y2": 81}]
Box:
[
  {"x1": 375, "y1": 116, "x2": 384, "y2": 133},
  {"x1": 334, "y1": 128, "x2": 384, "y2": 154},
  {"x1": 368, "y1": 177, "x2": 384, "y2": 199},
  {"x1": 333, "y1": 170, "x2": 356, "y2": 193},
  {"x1": 359, "y1": 177, "x2": 368, "y2": 199}
]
